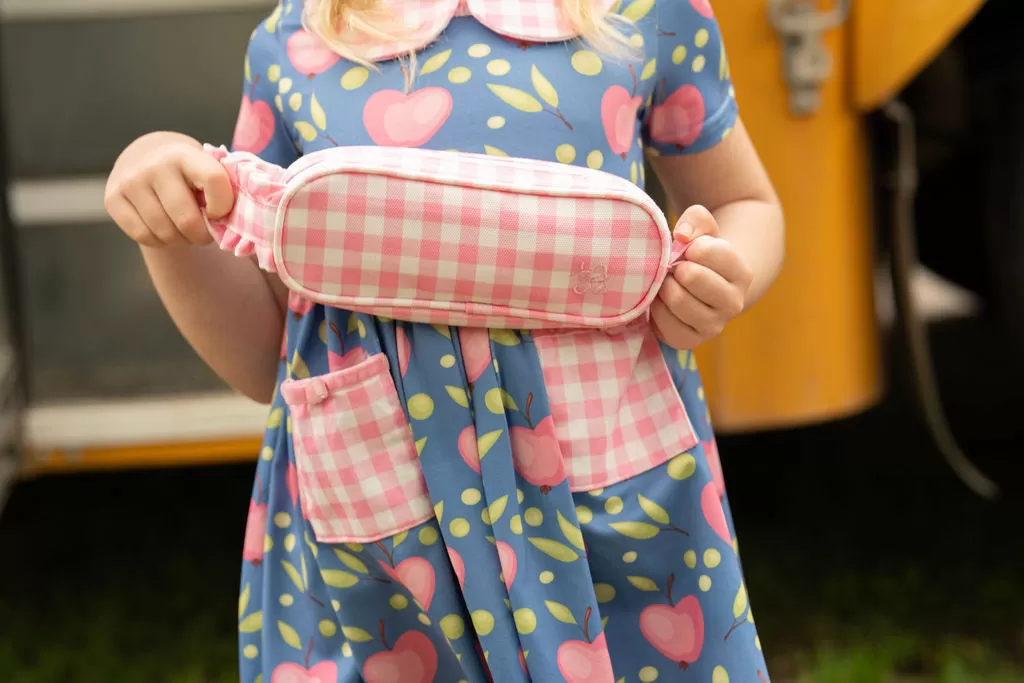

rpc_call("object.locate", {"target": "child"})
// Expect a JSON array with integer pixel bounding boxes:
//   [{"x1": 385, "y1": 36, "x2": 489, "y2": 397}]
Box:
[{"x1": 105, "y1": 0, "x2": 783, "y2": 680}]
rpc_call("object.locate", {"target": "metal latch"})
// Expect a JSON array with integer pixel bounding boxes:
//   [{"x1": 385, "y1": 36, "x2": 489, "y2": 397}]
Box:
[{"x1": 768, "y1": 0, "x2": 850, "y2": 116}]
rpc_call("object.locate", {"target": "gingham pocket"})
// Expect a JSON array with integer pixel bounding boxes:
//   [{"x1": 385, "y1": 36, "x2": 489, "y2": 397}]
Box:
[
  {"x1": 280, "y1": 354, "x2": 433, "y2": 543},
  {"x1": 532, "y1": 324, "x2": 698, "y2": 491}
]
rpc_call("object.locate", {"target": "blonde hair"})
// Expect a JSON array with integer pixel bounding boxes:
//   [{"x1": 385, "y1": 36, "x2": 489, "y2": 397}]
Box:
[{"x1": 303, "y1": 0, "x2": 634, "y2": 68}]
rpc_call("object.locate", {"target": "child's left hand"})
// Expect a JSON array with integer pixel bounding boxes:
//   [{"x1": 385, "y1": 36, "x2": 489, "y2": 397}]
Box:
[{"x1": 652, "y1": 205, "x2": 754, "y2": 350}]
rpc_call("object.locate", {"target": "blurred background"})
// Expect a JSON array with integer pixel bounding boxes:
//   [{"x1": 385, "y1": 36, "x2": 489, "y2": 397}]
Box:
[{"x1": 0, "y1": 0, "x2": 1022, "y2": 681}]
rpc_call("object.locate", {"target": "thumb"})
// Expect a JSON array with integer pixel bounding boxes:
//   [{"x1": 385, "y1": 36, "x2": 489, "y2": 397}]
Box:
[
  {"x1": 674, "y1": 204, "x2": 719, "y2": 243},
  {"x1": 181, "y1": 150, "x2": 235, "y2": 220}
]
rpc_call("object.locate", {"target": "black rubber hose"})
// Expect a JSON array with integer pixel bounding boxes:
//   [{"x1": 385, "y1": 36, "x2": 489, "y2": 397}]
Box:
[{"x1": 883, "y1": 100, "x2": 998, "y2": 500}]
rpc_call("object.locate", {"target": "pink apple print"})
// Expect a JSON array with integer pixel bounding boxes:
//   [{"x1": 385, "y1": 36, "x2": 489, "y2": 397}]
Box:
[
  {"x1": 640, "y1": 593, "x2": 705, "y2": 668},
  {"x1": 601, "y1": 84, "x2": 643, "y2": 159},
  {"x1": 328, "y1": 346, "x2": 367, "y2": 373},
  {"x1": 379, "y1": 557, "x2": 436, "y2": 611},
  {"x1": 649, "y1": 85, "x2": 706, "y2": 150},
  {"x1": 363, "y1": 629, "x2": 438, "y2": 683},
  {"x1": 690, "y1": 0, "x2": 715, "y2": 18},
  {"x1": 271, "y1": 661, "x2": 339, "y2": 683},
  {"x1": 327, "y1": 321, "x2": 368, "y2": 372},
  {"x1": 288, "y1": 292, "x2": 314, "y2": 319},
  {"x1": 701, "y1": 481, "x2": 731, "y2": 544},
  {"x1": 557, "y1": 631, "x2": 615, "y2": 683},
  {"x1": 460, "y1": 328, "x2": 492, "y2": 384},
  {"x1": 510, "y1": 417, "x2": 566, "y2": 492},
  {"x1": 496, "y1": 541, "x2": 518, "y2": 590},
  {"x1": 511, "y1": 394, "x2": 566, "y2": 492},
  {"x1": 447, "y1": 547, "x2": 466, "y2": 589},
  {"x1": 704, "y1": 438, "x2": 726, "y2": 498},
  {"x1": 396, "y1": 327, "x2": 411, "y2": 378},
  {"x1": 363, "y1": 88, "x2": 453, "y2": 147},
  {"x1": 458, "y1": 426, "x2": 482, "y2": 474},
  {"x1": 286, "y1": 461, "x2": 299, "y2": 507},
  {"x1": 232, "y1": 86, "x2": 275, "y2": 154},
  {"x1": 286, "y1": 28, "x2": 341, "y2": 78},
  {"x1": 242, "y1": 498, "x2": 268, "y2": 564}
]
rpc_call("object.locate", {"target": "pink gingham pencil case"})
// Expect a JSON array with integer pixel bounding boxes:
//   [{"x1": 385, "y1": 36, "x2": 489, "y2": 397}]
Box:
[{"x1": 204, "y1": 145, "x2": 677, "y2": 330}]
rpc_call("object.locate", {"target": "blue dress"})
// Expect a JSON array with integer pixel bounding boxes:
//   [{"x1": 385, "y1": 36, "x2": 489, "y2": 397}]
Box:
[{"x1": 234, "y1": 2, "x2": 769, "y2": 681}]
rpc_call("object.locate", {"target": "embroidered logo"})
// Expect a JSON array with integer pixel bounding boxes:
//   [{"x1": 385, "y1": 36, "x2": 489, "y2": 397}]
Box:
[{"x1": 571, "y1": 262, "x2": 608, "y2": 295}]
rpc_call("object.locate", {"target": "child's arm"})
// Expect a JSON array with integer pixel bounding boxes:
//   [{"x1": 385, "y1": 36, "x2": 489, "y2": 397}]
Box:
[
  {"x1": 642, "y1": 2, "x2": 783, "y2": 350},
  {"x1": 105, "y1": 16, "x2": 298, "y2": 403},
  {"x1": 651, "y1": 118, "x2": 784, "y2": 309},
  {"x1": 106, "y1": 131, "x2": 288, "y2": 404}
]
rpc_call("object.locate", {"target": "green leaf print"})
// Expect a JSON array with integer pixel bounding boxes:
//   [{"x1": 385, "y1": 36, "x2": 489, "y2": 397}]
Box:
[
  {"x1": 419, "y1": 49, "x2": 452, "y2": 76},
  {"x1": 434, "y1": 500, "x2": 444, "y2": 524},
  {"x1": 277, "y1": 621, "x2": 303, "y2": 650},
  {"x1": 488, "y1": 84, "x2": 544, "y2": 113},
  {"x1": 530, "y1": 65, "x2": 559, "y2": 108},
  {"x1": 295, "y1": 121, "x2": 317, "y2": 142},
  {"x1": 331, "y1": 548, "x2": 368, "y2": 573},
  {"x1": 342, "y1": 626, "x2": 374, "y2": 642},
  {"x1": 488, "y1": 496, "x2": 509, "y2": 524},
  {"x1": 239, "y1": 583, "x2": 250, "y2": 619},
  {"x1": 321, "y1": 569, "x2": 358, "y2": 588},
  {"x1": 556, "y1": 510, "x2": 586, "y2": 551},
  {"x1": 281, "y1": 560, "x2": 304, "y2": 592},
  {"x1": 528, "y1": 537, "x2": 580, "y2": 563},
  {"x1": 640, "y1": 58, "x2": 657, "y2": 81},
  {"x1": 477, "y1": 430, "x2": 504, "y2": 459},
  {"x1": 544, "y1": 600, "x2": 577, "y2": 625},
  {"x1": 489, "y1": 329, "x2": 520, "y2": 346},
  {"x1": 500, "y1": 389, "x2": 519, "y2": 411},
  {"x1": 638, "y1": 495, "x2": 670, "y2": 525},
  {"x1": 622, "y1": 0, "x2": 654, "y2": 22},
  {"x1": 310, "y1": 93, "x2": 327, "y2": 130},
  {"x1": 733, "y1": 582, "x2": 748, "y2": 619},
  {"x1": 239, "y1": 611, "x2": 263, "y2": 633},
  {"x1": 627, "y1": 576, "x2": 659, "y2": 592},
  {"x1": 446, "y1": 385, "x2": 470, "y2": 408},
  {"x1": 609, "y1": 521, "x2": 661, "y2": 540},
  {"x1": 265, "y1": 3, "x2": 281, "y2": 32}
]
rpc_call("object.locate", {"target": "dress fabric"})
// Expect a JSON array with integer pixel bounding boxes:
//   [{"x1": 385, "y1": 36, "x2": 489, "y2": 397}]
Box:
[{"x1": 233, "y1": 1, "x2": 769, "y2": 681}]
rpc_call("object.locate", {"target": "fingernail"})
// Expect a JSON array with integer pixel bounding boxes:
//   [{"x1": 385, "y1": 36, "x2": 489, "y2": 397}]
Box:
[{"x1": 676, "y1": 222, "x2": 693, "y2": 241}]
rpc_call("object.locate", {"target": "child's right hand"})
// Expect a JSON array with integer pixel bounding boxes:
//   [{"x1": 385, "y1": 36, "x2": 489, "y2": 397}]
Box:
[{"x1": 104, "y1": 132, "x2": 234, "y2": 247}]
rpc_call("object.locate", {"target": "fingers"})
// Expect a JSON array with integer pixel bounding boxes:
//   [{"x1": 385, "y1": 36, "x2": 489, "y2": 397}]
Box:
[
  {"x1": 105, "y1": 143, "x2": 234, "y2": 248},
  {"x1": 127, "y1": 188, "x2": 185, "y2": 246},
  {"x1": 104, "y1": 194, "x2": 161, "y2": 247},
  {"x1": 651, "y1": 298, "x2": 703, "y2": 350},
  {"x1": 180, "y1": 151, "x2": 234, "y2": 219},
  {"x1": 674, "y1": 204, "x2": 718, "y2": 242},
  {"x1": 152, "y1": 170, "x2": 212, "y2": 245},
  {"x1": 658, "y1": 274, "x2": 720, "y2": 333},
  {"x1": 684, "y1": 236, "x2": 754, "y2": 288},
  {"x1": 673, "y1": 261, "x2": 744, "y2": 318}
]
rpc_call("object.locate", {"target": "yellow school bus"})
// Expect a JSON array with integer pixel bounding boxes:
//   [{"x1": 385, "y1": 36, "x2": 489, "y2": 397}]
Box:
[{"x1": 0, "y1": 0, "x2": 1001, "y2": 504}]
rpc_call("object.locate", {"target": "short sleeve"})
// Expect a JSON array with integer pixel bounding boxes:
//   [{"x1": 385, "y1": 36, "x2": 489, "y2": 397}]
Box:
[
  {"x1": 642, "y1": 0, "x2": 738, "y2": 155},
  {"x1": 230, "y1": 15, "x2": 300, "y2": 167}
]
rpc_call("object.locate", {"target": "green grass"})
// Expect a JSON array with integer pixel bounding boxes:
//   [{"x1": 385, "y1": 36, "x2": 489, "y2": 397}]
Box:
[{"x1": 1, "y1": 421, "x2": 1022, "y2": 683}]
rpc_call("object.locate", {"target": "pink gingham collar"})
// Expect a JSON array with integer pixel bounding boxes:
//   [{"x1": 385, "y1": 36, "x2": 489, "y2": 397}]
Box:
[{"x1": 337, "y1": 0, "x2": 619, "y2": 62}]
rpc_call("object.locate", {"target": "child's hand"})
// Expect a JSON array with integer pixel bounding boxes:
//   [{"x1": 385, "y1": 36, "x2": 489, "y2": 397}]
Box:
[
  {"x1": 105, "y1": 133, "x2": 234, "y2": 248},
  {"x1": 652, "y1": 205, "x2": 753, "y2": 350}
]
